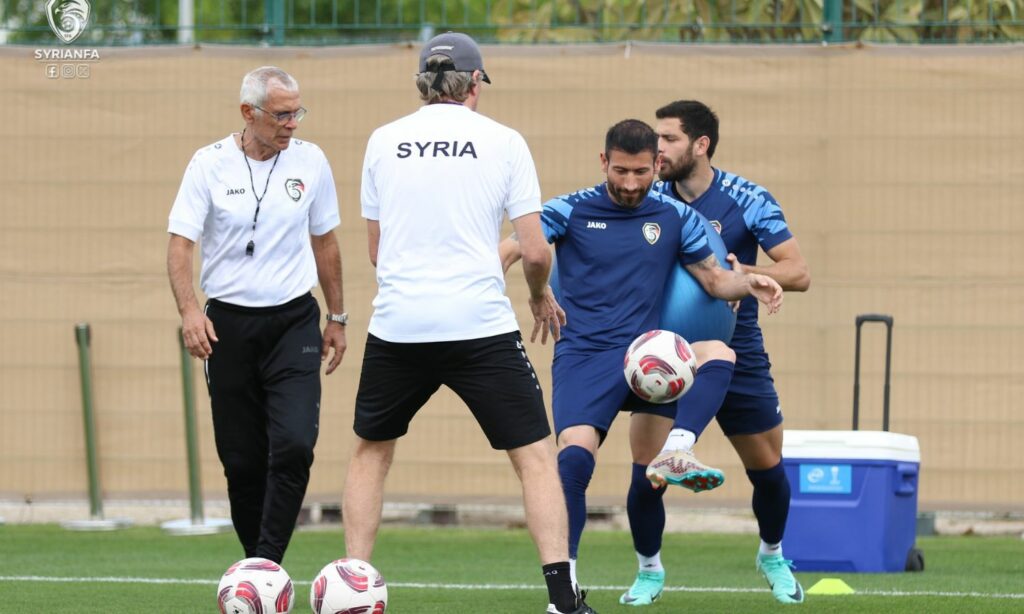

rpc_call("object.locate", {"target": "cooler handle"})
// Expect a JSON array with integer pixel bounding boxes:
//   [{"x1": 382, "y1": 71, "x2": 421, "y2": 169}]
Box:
[
  {"x1": 895, "y1": 462, "x2": 918, "y2": 496},
  {"x1": 853, "y1": 314, "x2": 894, "y2": 431}
]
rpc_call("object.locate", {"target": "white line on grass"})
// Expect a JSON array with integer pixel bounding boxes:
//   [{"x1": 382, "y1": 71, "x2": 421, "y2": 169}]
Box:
[{"x1": 2, "y1": 576, "x2": 1022, "y2": 600}]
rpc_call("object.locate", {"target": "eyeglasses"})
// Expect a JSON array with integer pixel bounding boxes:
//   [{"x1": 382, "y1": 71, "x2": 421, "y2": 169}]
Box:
[{"x1": 253, "y1": 105, "x2": 307, "y2": 124}]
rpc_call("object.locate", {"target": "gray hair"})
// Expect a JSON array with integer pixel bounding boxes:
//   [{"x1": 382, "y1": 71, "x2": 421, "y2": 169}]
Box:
[
  {"x1": 240, "y1": 66, "x2": 299, "y2": 108},
  {"x1": 416, "y1": 54, "x2": 479, "y2": 104}
]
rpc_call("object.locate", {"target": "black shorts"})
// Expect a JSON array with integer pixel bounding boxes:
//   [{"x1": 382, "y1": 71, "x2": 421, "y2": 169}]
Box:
[{"x1": 354, "y1": 331, "x2": 551, "y2": 450}]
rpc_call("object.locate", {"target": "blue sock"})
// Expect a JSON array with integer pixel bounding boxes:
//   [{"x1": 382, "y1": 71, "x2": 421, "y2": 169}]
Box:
[
  {"x1": 746, "y1": 461, "x2": 791, "y2": 545},
  {"x1": 674, "y1": 359, "x2": 734, "y2": 437},
  {"x1": 627, "y1": 463, "x2": 666, "y2": 557},
  {"x1": 558, "y1": 445, "x2": 596, "y2": 560}
]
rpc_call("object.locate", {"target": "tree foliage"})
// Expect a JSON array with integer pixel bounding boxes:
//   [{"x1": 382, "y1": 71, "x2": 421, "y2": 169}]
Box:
[
  {"x1": 3, "y1": 0, "x2": 1021, "y2": 45},
  {"x1": 488, "y1": 0, "x2": 1023, "y2": 43}
]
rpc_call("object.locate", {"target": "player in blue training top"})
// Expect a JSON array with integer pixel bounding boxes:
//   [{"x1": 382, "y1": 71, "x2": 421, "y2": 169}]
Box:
[
  {"x1": 652, "y1": 100, "x2": 812, "y2": 605},
  {"x1": 500, "y1": 120, "x2": 783, "y2": 607}
]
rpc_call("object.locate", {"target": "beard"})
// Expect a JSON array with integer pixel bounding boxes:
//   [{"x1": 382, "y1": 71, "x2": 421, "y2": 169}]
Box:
[
  {"x1": 658, "y1": 153, "x2": 697, "y2": 183},
  {"x1": 607, "y1": 181, "x2": 649, "y2": 209}
]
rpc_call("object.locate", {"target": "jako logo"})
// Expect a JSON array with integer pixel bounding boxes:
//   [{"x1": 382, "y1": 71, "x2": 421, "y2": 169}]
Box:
[
  {"x1": 47, "y1": 0, "x2": 90, "y2": 44},
  {"x1": 586, "y1": 221, "x2": 607, "y2": 229}
]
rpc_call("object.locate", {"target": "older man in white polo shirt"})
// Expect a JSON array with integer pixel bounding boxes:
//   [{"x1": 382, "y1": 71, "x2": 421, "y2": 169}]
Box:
[{"x1": 167, "y1": 65, "x2": 346, "y2": 565}]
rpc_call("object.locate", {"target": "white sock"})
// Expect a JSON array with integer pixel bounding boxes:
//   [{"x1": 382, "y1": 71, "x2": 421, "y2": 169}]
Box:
[
  {"x1": 661, "y1": 428, "x2": 696, "y2": 453},
  {"x1": 637, "y1": 551, "x2": 664, "y2": 572},
  {"x1": 759, "y1": 540, "x2": 783, "y2": 557},
  {"x1": 569, "y1": 558, "x2": 578, "y2": 589}
]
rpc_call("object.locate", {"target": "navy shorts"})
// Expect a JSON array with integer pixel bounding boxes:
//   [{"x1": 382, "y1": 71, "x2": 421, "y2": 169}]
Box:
[
  {"x1": 552, "y1": 347, "x2": 675, "y2": 439},
  {"x1": 354, "y1": 331, "x2": 551, "y2": 450},
  {"x1": 716, "y1": 386, "x2": 783, "y2": 436}
]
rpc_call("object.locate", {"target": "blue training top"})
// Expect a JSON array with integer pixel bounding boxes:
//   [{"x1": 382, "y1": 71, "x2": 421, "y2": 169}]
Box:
[
  {"x1": 652, "y1": 169, "x2": 793, "y2": 393},
  {"x1": 542, "y1": 182, "x2": 713, "y2": 356}
]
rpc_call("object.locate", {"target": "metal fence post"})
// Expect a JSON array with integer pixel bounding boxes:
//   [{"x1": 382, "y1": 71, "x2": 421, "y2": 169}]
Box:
[
  {"x1": 161, "y1": 328, "x2": 231, "y2": 535},
  {"x1": 62, "y1": 324, "x2": 131, "y2": 531},
  {"x1": 823, "y1": 0, "x2": 843, "y2": 43},
  {"x1": 180, "y1": 328, "x2": 204, "y2": 522},
  {"x1": 177, "y1": 0, "x2": 194, "y2": 45},
  {"x1": 76, "y1": 324, "x2": 103, "y2": 519},
  {"x1": 265, "y1": 0, "x2": 285, "y2": 45}
]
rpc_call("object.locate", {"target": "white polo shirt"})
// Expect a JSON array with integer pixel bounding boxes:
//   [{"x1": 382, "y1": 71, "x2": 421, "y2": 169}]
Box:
[
  {"x1": 168, "y1": 135, "x2": 340, "y2": 307},
  {"x1": 361, "y1": 103, "x2": 542, "y2": 342}
]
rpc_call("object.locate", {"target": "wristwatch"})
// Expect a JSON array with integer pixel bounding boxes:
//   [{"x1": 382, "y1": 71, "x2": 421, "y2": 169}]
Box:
[{"x1": 326, "y1": 312, "x2": 348, "y2": 325}]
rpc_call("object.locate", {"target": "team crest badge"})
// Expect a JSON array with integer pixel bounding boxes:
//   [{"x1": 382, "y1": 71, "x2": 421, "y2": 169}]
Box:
[
  {"x1": 47, "y1": 0, "x2": 90, "y2": 44},
  {"x1": 710, "y1": 220, "x2": 723, "y2": 234},
  {"x1": 642, "y1": 223, "x2": 661, "y2": 245},
  {"x1": 285, "y1": 178, "x2": 305, "y2": 202}
]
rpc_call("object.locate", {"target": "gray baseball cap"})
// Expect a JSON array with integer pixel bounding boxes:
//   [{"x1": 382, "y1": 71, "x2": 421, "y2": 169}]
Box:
[{"x1": 418, "y1": 31, "x2": 491, "y2": 84}]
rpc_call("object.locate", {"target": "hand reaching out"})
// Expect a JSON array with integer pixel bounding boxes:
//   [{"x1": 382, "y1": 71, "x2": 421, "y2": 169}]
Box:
[
  {"x1": 528, "y1": 285, "x2": 567, "y2": 344},
  {"x1": 748, "y1": 274, "x2": 783, "y2": 315},
  {"x1": 727, "y1": 253, "x2": 782, "y2": 314}
]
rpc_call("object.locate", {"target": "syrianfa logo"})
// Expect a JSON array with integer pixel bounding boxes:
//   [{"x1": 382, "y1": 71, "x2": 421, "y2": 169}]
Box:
[
  {"x1": 47, "y1": 0, "x2": 90, "y2": 44},
  {"x1": 285, "y1": 178, "x2": 305, "y2": 202},
  {"x1": 642, "y1": 222, "x2": 661, "y2": 245}
]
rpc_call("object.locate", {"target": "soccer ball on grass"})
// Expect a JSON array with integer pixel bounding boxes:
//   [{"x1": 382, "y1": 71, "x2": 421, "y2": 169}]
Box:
[
  {"x1": 310, "y1": 558, "x2": 388, "y2": 614},
  {"x1": 217, "y1": 557, "x2": 294, "y2": 614}
]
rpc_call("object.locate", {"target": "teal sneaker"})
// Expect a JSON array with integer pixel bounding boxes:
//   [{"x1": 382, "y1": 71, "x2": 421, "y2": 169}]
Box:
[
  {"x1": 646, "y1": 449, "x2": 724, "y2": 492},
  {"x1": 618, "y1": 569, "x2": 665, "y2": 606},
  {"x1": 756, "y1": 553, "x2": 805, "y2": 604}
]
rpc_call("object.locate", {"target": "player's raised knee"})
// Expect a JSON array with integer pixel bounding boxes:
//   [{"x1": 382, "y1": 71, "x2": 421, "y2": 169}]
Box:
[{"x1": 693, "y1": 339, "x2": 735, "y2": 365}]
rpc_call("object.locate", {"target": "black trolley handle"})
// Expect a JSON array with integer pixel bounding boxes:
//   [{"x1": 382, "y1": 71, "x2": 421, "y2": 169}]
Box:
[{"x1": 853, "y1": 314, "x2": 894, "y2": 431}]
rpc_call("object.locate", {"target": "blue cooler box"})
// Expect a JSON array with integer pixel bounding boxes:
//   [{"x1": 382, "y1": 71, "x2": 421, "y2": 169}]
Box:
[{"x1": 781, "y1": 430, "x2": 921, "y2": 572}]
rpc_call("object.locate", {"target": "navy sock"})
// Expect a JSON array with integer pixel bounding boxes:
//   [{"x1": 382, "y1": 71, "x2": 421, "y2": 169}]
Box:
[
  {"x1": 558, "y1": 445, "x2": 596, "y2": 560},
  {"x1": 627, "y1": 463, "x2": 666, "y2": 557},
  {"x1": 746, "y1": 461, "x2": 791, "y2": 545},
  {"x1": 673, "y1": 359, "x2": 734, "y2": 438}
]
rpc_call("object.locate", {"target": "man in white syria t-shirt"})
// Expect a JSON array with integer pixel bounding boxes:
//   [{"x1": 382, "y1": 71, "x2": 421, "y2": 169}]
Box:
[
  {"x1": 167, "y1": 66, "x2": 346, "y2": 565},
  {"x1": 342, "y1": 32, "x2": 595, "y2": 614}
]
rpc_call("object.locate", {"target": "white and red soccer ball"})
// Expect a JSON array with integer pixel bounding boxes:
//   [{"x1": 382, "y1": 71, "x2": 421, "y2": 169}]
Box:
[
  {"x1": 217, "y1": 557, "x2": 295, "y2": 614},
  {"x1": 310, "y1": 558, "x2": 388, "y2": 614},
  {"x1": 624, "y1": 329, "x2": 698, "y2": 404}
]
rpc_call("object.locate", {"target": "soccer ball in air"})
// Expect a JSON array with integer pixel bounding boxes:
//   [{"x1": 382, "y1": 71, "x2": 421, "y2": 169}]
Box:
[
  {"x1": 216, "y1": 557, "x2": 295, "y2": 614},
  {"x1": 310, "y1": 558, "x2": 388, "y2": 614},
  {"x1": 624, "y1": 329, "x2": 698, "y2": 404}
]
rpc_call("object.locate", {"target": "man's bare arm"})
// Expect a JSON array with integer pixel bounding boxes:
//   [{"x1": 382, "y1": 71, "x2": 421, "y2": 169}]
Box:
[
  {"x1": 727, "y1": 237, "x2": 810, "y2": 292},
  {"x1": 167, "y1": 234, "x2": 218, "y2": 358},
  {"x1": 311, "y1": 230, "x2": 347, "y2": 375},
  {"x1": 685, "y1": 254, "x2": 783, "y2": 315}
]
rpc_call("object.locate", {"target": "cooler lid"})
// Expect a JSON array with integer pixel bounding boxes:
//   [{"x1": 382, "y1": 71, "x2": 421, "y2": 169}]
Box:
[{"x1": 782, "y1": 430, "x2": 920, "y2": 463}]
